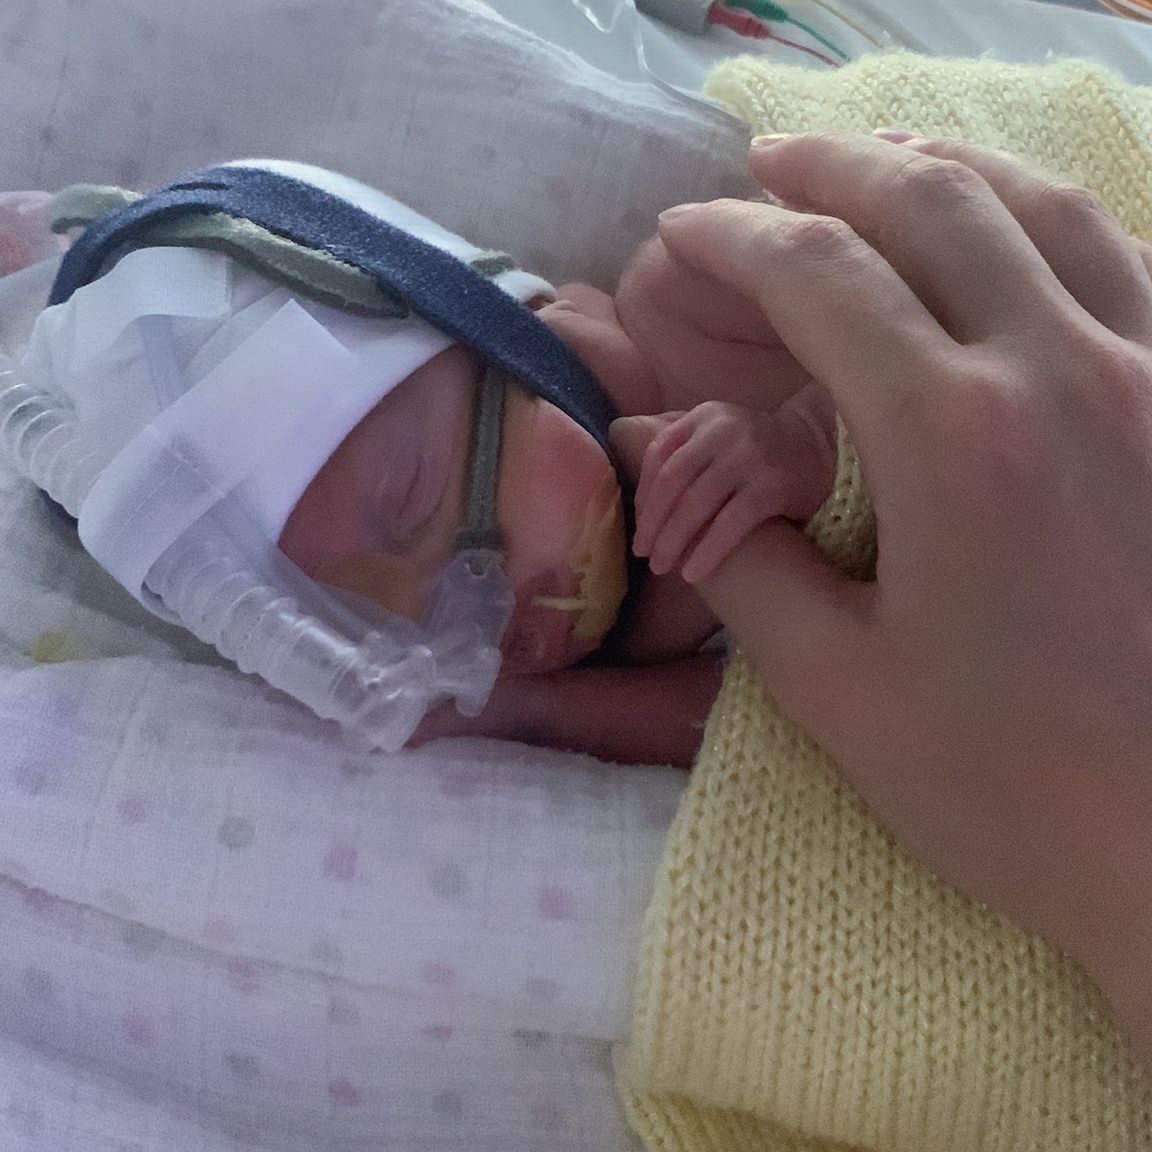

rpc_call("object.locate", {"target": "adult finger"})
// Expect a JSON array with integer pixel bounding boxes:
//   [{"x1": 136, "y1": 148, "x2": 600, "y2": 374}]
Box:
[
  {"x1": 680, "y1": 494, "x2": 775, "y2": 584},
  {"x1": 645, "y1": 461, "x2": 744, "y2": 575},
  {"x1": 748, "y1": 132, "x2": 1077, "y2": 344},
  {"x1": 657, "y1": 198, "x2": 947, "y2": 474},
  {"x1": 696, "y1": 518, "x2": 875, "y2": 738},
  {"x1": 874, "y1": 135, "x2": 1152, "y2": 343}
]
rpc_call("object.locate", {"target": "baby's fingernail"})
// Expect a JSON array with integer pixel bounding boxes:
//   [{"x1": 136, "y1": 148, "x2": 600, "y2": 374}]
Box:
[
  {"x1": 751, "y1": 133, "x2": 791, "y2": 149},
  {"x1": 658, "y1": 203, "x2": 702, "y2": 225},
  {"x1": 872, "y1": 128, "x2": 917, "y2": 143}
]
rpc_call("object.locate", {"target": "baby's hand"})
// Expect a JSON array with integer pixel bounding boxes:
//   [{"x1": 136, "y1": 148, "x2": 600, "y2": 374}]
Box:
[{"x1": 615, "y1": 385, "x2": 837, "y2": 583}]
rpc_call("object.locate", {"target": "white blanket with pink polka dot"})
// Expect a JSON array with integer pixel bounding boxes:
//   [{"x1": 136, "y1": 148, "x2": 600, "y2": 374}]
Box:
[{"x1": 0, "y1": 455, "x2": 685, "y2": 1152}]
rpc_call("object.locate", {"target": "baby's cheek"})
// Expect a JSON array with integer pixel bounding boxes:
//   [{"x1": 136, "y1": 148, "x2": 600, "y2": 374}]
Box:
[{"x1": 325, "y1": 554, "x2": 431, "y2": 622}]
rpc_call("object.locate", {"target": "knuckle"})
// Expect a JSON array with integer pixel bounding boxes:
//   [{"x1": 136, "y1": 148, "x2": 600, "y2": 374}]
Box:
[
  {"x1": 1079, "y1": 338, "x2": 1152, "y2": 418},
  {"x1": 1034, "y1": 181, "x2": 1109, "y2": 228},
  {"x1": 931, "y1": 360, "x2": 1040, "y2": 470},
  {"x1": 891, "y1": 154, "x2": 989, "y2": 206},
  {"x1": 770, "y1": 214, "x2": 862, "y2": 263}
]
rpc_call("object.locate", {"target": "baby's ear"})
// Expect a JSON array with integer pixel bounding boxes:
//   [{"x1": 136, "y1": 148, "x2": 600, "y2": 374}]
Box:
[
  {"x1": 0, "y1": 192, "x2": 61, "y2": 277},
  {"x1": 537, "y1": 294, "x2": 657, "y2": 414}
]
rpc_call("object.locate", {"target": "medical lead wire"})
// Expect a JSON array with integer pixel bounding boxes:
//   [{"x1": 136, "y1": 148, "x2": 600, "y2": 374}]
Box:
[{"x1": 634, "y1": 0, "x2": 856, "y2": 64}]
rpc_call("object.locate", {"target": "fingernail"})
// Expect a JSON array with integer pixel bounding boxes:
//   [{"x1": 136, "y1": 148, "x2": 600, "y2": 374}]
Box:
[
  {"x1": 658, "y1": 203, "x2": 701, "y2": 225},
  {"x1": 872, "y1": 128, "x2": 917, "y2": 143},
  {"x1": 751, "y1": 133, "x2": 791, "y2": 149}
]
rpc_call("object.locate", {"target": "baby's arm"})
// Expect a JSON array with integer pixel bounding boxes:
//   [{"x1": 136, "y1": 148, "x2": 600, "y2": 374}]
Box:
[
  {"x1": 413, "y1": 653, "x2": 724, "y2": 767},
  {"x1": 619, "y1": 381, "x2": 837, "y2": 584}
]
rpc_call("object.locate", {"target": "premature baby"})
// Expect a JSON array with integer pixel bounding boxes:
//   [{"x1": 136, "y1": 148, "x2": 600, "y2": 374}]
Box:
[{"x1": 0, "y1": 162, "x2": 837, "y2": 765}]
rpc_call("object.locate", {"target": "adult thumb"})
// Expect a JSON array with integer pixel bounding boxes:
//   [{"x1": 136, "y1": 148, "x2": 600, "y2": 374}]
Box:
[{"x1": 695, "y1": 517, "x2": 874, "y2": 749}]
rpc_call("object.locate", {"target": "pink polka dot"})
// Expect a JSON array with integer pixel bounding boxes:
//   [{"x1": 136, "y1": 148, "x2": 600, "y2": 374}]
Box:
[
  {"x1": 420, "y1": 961, "x2": 457, "y2": 989},
  {"x1": 224, "y1": 1050, "x2": 262, "y2": 1083},
  {"x1": 538, "y1": 885, "x2": 575, "y2": 922},
  {"x1": 432, "y1": 1090, "x2": 464, "y2": 1121},
  {"x1": 120, "y1": 1011, "x2": 155, "y2": 1047},
  {"x1": 225, "y1": 958, "x2": 261, "y2": 995},
  {"x1": 427, "y1": 861, "x2": 467, "y2": 901},
  {"x1": 201, "y1": 917, "x2": 238, "y2": 946},
  {"x1": 422, "y1": 1024, "x2": 454, "y2": 1042},
  {"x1": 328, "y1": 1078, "x2": 362, "y2": 1107},
  {"x1": 326, "y1": 995, "x2": 360, "y2": 1027},
  {"x1": 116, "y1": 796, "x2": 150, "y2": 825},
  {"x1": 323, "y1": 844, "x2": 358, "y2": 882}
]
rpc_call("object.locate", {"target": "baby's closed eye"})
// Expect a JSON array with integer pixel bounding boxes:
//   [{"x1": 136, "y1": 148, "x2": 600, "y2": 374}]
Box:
[{"x1": 369, "y1": 452, "x2": 443, "y2": 550}]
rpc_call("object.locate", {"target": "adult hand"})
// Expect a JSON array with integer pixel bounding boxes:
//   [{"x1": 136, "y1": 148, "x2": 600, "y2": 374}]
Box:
[{"x1": 657, "y1": 132, "x2": 1152, "y2": 1055}]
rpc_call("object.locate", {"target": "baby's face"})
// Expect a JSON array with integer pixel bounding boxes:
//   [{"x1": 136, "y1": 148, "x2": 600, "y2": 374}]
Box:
[{"x1": 278, "y1": 338, "x2": 627, "y2": 675}]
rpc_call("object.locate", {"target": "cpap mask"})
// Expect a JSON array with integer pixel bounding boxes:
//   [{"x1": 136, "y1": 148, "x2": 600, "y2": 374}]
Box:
[{"x1": 0, "y1": 161, "x2": 630, "y2": 750}]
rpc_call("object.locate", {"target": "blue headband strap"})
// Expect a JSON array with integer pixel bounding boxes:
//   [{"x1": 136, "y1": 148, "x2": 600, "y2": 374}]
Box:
[{"x1": 49, "y1": 165, "x2": 622, "y2": 459}]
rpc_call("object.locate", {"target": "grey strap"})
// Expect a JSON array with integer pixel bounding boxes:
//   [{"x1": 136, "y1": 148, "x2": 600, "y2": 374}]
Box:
[
  {"x1": 50, "y1": 183, "x2": 518, "y2": 320},
  {"x1": 455, "y1": 364, "x2": 508, "y2": 554}
]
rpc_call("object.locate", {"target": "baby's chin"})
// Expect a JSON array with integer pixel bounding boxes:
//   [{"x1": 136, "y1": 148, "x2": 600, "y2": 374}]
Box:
[{"x1": 499, "y1": 595, "x2": 600, "y2": 676}]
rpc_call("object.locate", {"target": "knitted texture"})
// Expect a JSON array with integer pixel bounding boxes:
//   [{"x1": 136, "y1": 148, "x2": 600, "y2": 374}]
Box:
[{"x1": 619, "y1": 54, "x2": 1152, "y2": 1152}]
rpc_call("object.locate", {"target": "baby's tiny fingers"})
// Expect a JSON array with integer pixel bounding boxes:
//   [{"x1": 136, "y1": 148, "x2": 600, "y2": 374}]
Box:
[
  {"x1": 635, "y1": 416, "x2": 693, "y2": 524},
  {"x1": 635, "y1": 431, "x2": 715, "y2": 555},
  {"x1": 646, "y1": 464, "x2": 741, "y2": 575}
]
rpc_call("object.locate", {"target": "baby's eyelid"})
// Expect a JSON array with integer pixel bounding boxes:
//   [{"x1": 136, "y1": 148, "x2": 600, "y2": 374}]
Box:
[
  {"x1": 372, "y1": 452, "x2": 445, "y2": 551},
  {"x1": 369, "y1": 457, "x2": 418, "y2": 550}
]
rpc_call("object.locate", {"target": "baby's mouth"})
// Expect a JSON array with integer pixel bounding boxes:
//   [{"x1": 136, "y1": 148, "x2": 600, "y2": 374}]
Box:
[
  {"x1": 499, "y1": 470, "x2": 626, "y2": 673},
  {"x1": 530, "y1": 469, "x2": 627, "y2": 644}
]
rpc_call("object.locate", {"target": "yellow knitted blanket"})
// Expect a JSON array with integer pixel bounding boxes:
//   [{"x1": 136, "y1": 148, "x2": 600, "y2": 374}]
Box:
[{"x1": 619, "y1": 54, "x2": 1152, "y2": 1152}]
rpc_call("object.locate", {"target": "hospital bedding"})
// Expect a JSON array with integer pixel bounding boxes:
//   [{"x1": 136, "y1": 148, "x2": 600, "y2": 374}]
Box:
[{"x1": 1, "y1": 2, "x2": 1150, "y2": 1150}]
